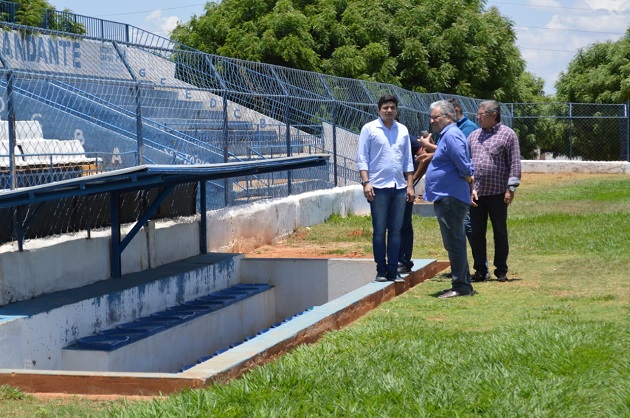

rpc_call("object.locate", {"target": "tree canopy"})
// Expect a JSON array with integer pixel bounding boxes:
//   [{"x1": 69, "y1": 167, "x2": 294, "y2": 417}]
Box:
[
  {"x1": 556, "y1": 27, "x2": 630, "y2": 104},
  {"x1": 171, "y1": 0, "x2": 541, "y2": 102},
  {"x1": 12, "y1": 0, "x2": 51, "y2": 27},
  {"x1": 2, "y1": 0, "x2": 85, "y2": 34}
]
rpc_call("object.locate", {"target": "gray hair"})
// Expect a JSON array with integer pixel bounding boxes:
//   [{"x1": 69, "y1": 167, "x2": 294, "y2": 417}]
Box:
[
  {"x1": 429, "y1": 100, "x2": 456, "y2": 121},
  {"x1": 479, "y1": 100, "x2": 501, "y2": 122}
]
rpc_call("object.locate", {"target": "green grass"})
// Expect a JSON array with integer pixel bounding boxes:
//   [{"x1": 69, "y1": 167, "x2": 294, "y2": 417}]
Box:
[{"x1": 1, "y1": 173, "x2": 629, "y2": 417}]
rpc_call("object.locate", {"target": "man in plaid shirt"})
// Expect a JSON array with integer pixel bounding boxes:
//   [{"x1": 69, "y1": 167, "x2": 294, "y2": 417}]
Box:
[{"x1": 468, "y1": 100, "x2": 521, "y2": 282}]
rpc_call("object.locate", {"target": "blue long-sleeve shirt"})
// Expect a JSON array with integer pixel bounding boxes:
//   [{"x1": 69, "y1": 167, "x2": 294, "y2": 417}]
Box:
[
  {"x1": 357, "y1": 117, "x2": 414, "y2": 189},
  {"x1": 456, "y1": 115, "x2": 478, "y2": 138},
  {"x1": 424, "y1": 123, "x2": 474, "y2": 204}
]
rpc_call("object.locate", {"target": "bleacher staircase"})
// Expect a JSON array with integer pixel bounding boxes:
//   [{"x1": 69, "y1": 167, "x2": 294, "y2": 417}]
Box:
[{"x1": 63, "y1": 283, "x2": 276, "y2": 373}]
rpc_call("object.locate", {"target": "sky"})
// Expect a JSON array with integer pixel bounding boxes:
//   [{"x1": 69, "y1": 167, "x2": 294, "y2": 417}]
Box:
[{"x1": 47, "y1": 0, "x2": 630, "y2": 95}]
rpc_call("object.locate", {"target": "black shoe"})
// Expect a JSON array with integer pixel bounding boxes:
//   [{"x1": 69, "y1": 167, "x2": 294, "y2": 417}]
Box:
[
  {"x1": 471, "y1": 271, "x2": 491, "y2": 282},
  {"x1": 397, "y1": 262, "x2": 412, "y2": 274},
  {"x1": 438, "y1": 289, "x2": 474, "y2": 299},
  {"x1": 375, "y1": 273, "x2": 388, "y2": 282},
  {"x1": 496, "y1": 273, "x2": 508, "y2": 282},
  {"x1": 444, "y1": 272, "x2": 453, "y2": 278},
  {"x1": 387, "y1": 271, "x2": 406, "y2": 283}
]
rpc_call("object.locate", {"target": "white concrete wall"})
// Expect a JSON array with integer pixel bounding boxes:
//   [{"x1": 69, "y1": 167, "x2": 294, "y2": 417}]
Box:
[
  {"x1": 0, "y1": 186, "x2": 367, "y2": 305},
  {"x1": 240, "y1": 258, "x2": 376, "y2": 320},
  {"x1": 521, "y1": 160, "x2": 630, "y2": 174},
  {"x1": 205, "y1": 186, "x2": 368, "y2": 253},
  {"x1": 0, "y1": 218, "x2": 200, "y2": 305}
]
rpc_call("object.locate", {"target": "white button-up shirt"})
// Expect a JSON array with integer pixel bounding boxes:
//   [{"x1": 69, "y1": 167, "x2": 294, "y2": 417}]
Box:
[{"x1": 357, "y1": 117, "x2": 414, "y2": 189}]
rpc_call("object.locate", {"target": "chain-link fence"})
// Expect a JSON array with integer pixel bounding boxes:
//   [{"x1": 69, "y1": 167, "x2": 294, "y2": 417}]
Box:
[{"x1": 508, "y1": 102, "x2": 630, "y2": 161}]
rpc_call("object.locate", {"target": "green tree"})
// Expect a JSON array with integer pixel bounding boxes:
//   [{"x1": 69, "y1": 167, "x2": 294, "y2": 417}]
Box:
[
  {"x1": 0, "y1": 1, "x2": 85, "y2": 35},
  {"x1": 553, "y1": 28, "x2": 630, "y2": 160},
  {"x1": 172, "y1": 0, "x2": 538, "y2": 102},
  {"x1": 13, "y1": 0, "x2": 51, "y2": 28},
  {"x1": 556, "y1": 27, "x2": 630, "y2": 104}
]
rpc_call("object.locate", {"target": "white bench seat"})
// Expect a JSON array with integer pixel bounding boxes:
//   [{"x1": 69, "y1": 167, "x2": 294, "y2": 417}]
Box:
[{"x1": 1, "y1": 120, "x2": 100, "y2": 171}]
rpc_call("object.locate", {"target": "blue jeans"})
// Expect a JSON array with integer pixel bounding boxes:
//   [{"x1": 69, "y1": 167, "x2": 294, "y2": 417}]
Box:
[
  {"x1": 369, "y1": 187, "x2": 407, "y2": 277},
  {"x1": 399, "y1": 200, "x2": 414, "y2": 269},
  {"x1": 469, "y1": 193, "x2": 509, "y2": 277},
  {"x1": 434, "y1": 197, "x2": 473, "y2": 294}
]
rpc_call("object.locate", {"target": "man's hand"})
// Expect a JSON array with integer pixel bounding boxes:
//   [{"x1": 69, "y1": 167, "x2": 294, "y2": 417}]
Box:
[
  {"x1": 406, "y1": 185, "x2": 415, "y2": 203},
  {"x1": 418, "y1": 133, "x2": 437, "y2": 152},
  {"x1": 417, "y1": 150, "x2": 434, "y2": 164},
  {"x1": 363, "y1": 183, "x2": 375, "y2": 201},
  {"x1": 471, "y1": 189, "x2": 479, "y2": 207},
  {"x1": 504, "y1": 189, "x2": 514, "y2": 206}
]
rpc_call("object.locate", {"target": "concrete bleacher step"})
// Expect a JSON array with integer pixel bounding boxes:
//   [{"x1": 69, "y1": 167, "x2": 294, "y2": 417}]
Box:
[
  {"x1": 61, "y1": 283, "x2": 275, "y2": 373},
  {"x1": 63, "y1": 82, "x2": 181, "y2": 101},
  {"x1": 96, "y1": 97, "x2": 208, "y2": 112},
  {"x1": 69, "y1": 283, "x2": 270, "y2": 351},
  {"x1": 152, "y1": 114, "x2": 225, "y2": 126},
  {"x1": 179, "y1": 306, "x2": 315, "y2": 372},
  {"x1": 177, "y1": 120, "x2": 254, "y2": 132}
]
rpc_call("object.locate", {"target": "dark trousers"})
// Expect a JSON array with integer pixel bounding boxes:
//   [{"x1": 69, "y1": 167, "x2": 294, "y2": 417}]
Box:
[
  {"x1": 469, "y1": 193, "x2": 509, "y2": 277},
  {"x1": 399, "y1": 200, "x2": 414, "y2": 268},
  {"x1": 369, "y1": 187, "x2": 406, "y2": 277},
  {"x1": 434, "y1": 197, "x2": 473, "y2": 294}
]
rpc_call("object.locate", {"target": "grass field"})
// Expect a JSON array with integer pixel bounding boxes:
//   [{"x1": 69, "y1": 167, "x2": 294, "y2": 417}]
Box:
[{"x1": 1, "y1": 173, "x2": 629, "y2": 417}]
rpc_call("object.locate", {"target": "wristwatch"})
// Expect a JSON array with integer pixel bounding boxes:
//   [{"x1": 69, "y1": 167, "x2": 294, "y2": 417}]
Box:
[
  {"x1": 361, "y1": 180, "x2": 370, "y2": 187},
  {"x1": 508, "y1": 185, "x2": 516, "y2": 192}
]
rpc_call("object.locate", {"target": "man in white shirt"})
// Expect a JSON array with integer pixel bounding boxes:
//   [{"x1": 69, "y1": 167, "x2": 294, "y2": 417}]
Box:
[{"x1": 357, "y1": 94, "x2": 415, "y2": 282}]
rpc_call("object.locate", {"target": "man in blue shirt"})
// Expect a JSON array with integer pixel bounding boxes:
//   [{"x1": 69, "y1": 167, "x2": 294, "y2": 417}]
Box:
[
  {"x1": 424, "y1": 100, "x2": 475, "y2": 298},
  {"x1": 357, "y1": 94, "x2": 415, "y2": 282},
  {"x1": 448, "y1": 97, "x2": 479, "y2": 137}
]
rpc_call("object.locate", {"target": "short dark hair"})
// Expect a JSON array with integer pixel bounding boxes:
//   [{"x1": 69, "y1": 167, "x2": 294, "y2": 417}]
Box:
[
  {"x1": 378, "y1": 94, "x2": 398, "y2": 109},
  {"x1": 447, "y1": 97, "x2": 462, "y2": 110}
]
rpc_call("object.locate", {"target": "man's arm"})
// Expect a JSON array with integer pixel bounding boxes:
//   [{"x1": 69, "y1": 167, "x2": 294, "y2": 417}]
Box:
[
  {"x1": 405, "y1": 171, "x2": 415, "y2": 202},
  {"x1": 507, "y1": 129, "x2": 522, "y2": 187},
  {"x1": 412, "y1": 149, "x2": 431, "y2": 183}
]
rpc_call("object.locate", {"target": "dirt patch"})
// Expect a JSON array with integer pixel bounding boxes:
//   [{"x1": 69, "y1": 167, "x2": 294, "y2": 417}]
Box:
[{"x1": 246, "y1": 242, "x2": 370, "y2": 259}]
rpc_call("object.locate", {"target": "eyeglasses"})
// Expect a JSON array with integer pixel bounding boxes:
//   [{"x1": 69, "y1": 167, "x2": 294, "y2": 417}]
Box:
[
  {"x1": 477, "y1": 111, "x2": 494, "y2": 118},
  {"x1": 429, "y1": 114, "x2": 443, "y2": 121}
]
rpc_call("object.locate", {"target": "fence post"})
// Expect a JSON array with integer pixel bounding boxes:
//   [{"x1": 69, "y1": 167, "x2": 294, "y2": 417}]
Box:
[
  {"x1": 626, "y1": 102, "x2": 630, "y2": 162},
  {"x1": 134, "y1": 83, "x2": 144, "y2": 165},
  {"x1": 5, "y1": 71, "x2": 16, "y2": 190},
  {"x1": 285, "y1": 95, "x2": 292, "y2": 195},
  {"x1": 332, "y1": 101, "x2": 338, "y2": 187},
  {"x1": 222, "y1": 94, "x2": 230, "y2": 207},
  {"x1": 569, "y1": 102, "x2": 573, "y2": 159}
]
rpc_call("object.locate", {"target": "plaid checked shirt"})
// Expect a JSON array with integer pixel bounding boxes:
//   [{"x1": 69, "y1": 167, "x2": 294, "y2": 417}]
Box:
[{"x1": 468, "y1": 123, "x2": 521, "y2": 197}]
